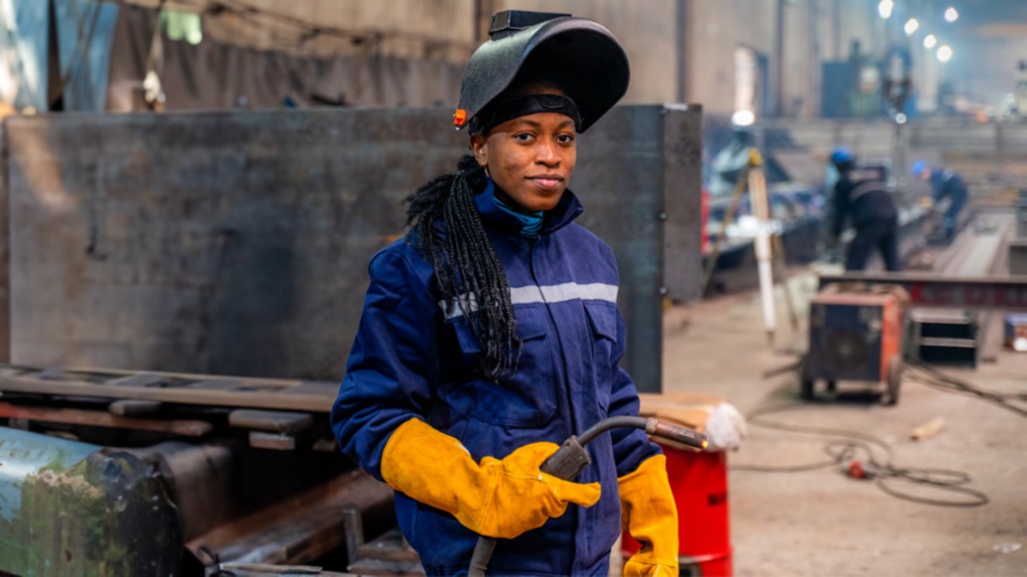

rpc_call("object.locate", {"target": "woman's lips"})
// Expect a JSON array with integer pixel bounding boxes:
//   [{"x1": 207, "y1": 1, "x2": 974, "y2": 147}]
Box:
[{"x1": 527, "y1": 176, "x2": 563, "y2": 190}]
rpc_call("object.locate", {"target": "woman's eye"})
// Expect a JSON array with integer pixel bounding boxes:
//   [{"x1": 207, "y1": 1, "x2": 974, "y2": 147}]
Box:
[
  {"x1": 557, "y1": 134, "x2": 574, "y2": 143},
  {"x1": 514, "y1": 133, "x2": 533, "y2": 141}
]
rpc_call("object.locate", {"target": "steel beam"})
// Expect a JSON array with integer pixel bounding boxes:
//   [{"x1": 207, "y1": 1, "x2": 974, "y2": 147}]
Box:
[{"x1": 819, "y1": 273, "x2": 1027, "y2": 312}]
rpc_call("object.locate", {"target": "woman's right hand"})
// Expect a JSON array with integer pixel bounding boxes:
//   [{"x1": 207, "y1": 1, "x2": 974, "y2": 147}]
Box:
[{"x1": 381, "y1": 418, "x2": 601, "y2": 540}]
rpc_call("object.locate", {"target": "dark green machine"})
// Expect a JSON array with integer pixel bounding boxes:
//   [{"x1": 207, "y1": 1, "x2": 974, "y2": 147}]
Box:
[{"x1": 0, "y1": 427, "x2": 181, "y2": 574}]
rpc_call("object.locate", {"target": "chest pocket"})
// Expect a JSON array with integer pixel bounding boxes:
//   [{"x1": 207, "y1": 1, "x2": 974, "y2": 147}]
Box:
[
  {"x1": 453, "y1": 305, "x2": 557, "y2": 427},
  {"x1": 584, "y1": 301, "x2": 619, "y2": 414}
]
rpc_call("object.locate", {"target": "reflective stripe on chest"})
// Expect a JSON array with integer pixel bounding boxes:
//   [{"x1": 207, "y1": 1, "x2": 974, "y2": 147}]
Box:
[{"x1": 439, "y1": 282, "x2": 619, "y2": 320}]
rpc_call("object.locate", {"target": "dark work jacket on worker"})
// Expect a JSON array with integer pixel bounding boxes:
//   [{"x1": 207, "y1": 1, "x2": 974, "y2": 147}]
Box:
[
  {"x1": 929, "y1": 169, "x2": 968, "y2": 207},
  {"x1": 331, "y1": 178, "x2": 661, "y2": 576},
  {"x1": 831, "y1": 170, "x2": 899, "y2": 238}
]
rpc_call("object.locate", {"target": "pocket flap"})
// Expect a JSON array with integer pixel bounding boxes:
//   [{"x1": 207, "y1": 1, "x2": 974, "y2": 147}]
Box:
[
  {"x1": 584, "y1": 301, "x2": 618, "y2": 342},
  {"x1": 453, "y1": 306, "x2": 549, "y2": 354}
]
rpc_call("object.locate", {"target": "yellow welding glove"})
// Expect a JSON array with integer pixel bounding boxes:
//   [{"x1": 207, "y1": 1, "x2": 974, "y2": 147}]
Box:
[
  {"x1": 620, "y1": 455, "x2": 679, "y2": 577},
  {"x1": 381, "y1": 418, "x2": 602, "y2": 540}
]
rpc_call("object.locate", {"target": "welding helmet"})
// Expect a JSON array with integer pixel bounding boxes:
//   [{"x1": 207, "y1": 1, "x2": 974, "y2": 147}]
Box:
[
  {"x1": 830, "y1": 146, "x2": 854, "y2": 165},
  {"x1": 453, "y1": 10, "x2": 630, "y2": 134}
]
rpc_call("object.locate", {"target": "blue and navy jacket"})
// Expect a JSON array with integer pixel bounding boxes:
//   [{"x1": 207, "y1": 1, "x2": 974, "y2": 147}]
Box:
[
  {"x1": 831, "y1": 169, "x2": 899, "y2": 237},
  {"x1": 331, "y1": 179, "x2": 660, "y2": 576},
  {"x1": 929, "y1": 169, "x2": 968, "y2": 206}
]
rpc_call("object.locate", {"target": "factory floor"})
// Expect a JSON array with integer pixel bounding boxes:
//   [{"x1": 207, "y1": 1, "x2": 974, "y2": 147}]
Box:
[{"x1": 661, "y1": 269, "x2": 1027, "y2": 576}]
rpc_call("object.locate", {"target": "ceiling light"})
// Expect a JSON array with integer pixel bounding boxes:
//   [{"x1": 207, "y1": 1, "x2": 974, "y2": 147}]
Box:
[
  {"x1": 732, "y1": 110, "x2": 756, "y2": 127},
  {"x1": 937, "y1": 45, "x2": 953, "y2": 63},
  {"x1": 924, "y1": 34, "x2": 937, "y2": 49},
  {"x1": 878, "y1": 0, "x2": 894, "y2": 19},
  {"x1": 905, "y1": 18, "x2": 920, "y2": 35},
  {"x1": 945, "y1": 7, "x2": 959, "y2": 22}
]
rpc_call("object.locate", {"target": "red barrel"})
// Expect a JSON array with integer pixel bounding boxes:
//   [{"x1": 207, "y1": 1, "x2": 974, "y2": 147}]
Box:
[{"x1": 622, "y1": 443, "x2": 732, "y2": 576}]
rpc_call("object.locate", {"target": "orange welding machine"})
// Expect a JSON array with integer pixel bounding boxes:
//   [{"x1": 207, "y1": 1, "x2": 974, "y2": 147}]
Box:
[{"x1": 802, "y1": 283, "x2": 909, "y2": 404}]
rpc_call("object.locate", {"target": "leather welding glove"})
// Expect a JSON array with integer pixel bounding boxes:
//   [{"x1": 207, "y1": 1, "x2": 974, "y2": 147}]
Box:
[
  {"x1": 381, "y1": 418, "x2": 602, "y2": 540},
  {"x1": 619, "y1": 455, "x2": 679, "y2": 577}
]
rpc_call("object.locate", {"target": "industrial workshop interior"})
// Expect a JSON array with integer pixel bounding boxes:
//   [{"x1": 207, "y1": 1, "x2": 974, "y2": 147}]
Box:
[{"x1": 1, "y1": 0, "x2": 1026, "y2": 575}]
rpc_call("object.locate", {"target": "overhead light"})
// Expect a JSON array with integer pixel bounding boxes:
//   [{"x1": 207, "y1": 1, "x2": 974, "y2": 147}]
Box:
[
  {"x1": 879, "y1": 0, "x2": 894, "y2": 19},
  {"x1": 937, "y1": 45, "x2": 953, "y2": 62},
  {"x1": 945, "y1": 7, "x2": 959, "y2": 22},
  {"x1": 896, "y1": 113, "x2": 908, "y2": 124},
  {"x1": 924, "y1": 34, "x2": 938, "y2": 49},
  {"x1": 904, "y1": 18, "x2": 920, "y2": 35},
  {"x1": 732, "y1": 110, "x2": 756, "y2": 127}
]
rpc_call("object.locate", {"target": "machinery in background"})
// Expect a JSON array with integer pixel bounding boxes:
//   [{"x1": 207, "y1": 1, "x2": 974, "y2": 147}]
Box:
[
  {"x1": 803, "y1": 284, "x2": 908, "y2": 404},
  {"x1": 910, "y1": 309, "x2": 979, "y2": 367}
]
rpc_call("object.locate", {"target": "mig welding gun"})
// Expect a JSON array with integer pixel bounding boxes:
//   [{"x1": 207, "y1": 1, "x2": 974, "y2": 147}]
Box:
[{"x1": 468, "y1": 416, "x2": 708, "y2": 576}]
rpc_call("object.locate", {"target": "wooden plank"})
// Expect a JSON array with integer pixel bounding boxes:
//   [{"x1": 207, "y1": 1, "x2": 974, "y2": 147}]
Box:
[
  {"x1": 279, "y1": 382, "x2": 340, "y2": 397},
  {"x1": 229, "y1": 409, "x2": 314, "y2": 434},
  {"x1": 0, "y1": 401, "x2": 213, "y2": 436},
  {"x1": 108, "y1": 399, "x2": 163, "y2": 417},
  {"x1": 249, "y1": 431, "x2": 297, "y2": 451},
  {"x1": 0, "y1": 374, "x2": 334, "y2": 412},
  {"x1": 109, "y1": 373, "x2": 169, "y2": 388},
  {"x1": 187, "y1": 379, "x2": 246, "y2": 390}
]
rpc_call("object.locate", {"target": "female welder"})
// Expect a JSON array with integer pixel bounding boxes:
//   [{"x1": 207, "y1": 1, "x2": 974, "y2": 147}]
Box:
[{"x1": 332, "y1": 11, "x2": 679, "y2": 576}]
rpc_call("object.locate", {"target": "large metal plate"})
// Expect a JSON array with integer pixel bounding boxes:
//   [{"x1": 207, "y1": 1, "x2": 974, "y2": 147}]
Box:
[{"x1": 5, "y1": 106, "x2": 702, "y2": 392}]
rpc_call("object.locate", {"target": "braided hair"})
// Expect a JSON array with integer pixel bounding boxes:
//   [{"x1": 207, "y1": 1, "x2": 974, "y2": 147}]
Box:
[{"x1": 404, "y1": 155, "x2": 520, "y2": 378}]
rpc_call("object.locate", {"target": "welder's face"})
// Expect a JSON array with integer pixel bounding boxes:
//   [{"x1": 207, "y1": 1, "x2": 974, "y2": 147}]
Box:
[
  {"x1": 919, "y1": 169, "x2": 932, "y2": 181},
  {"x1": 470, "y1": 110, "x2": 577, "y2": 213}
]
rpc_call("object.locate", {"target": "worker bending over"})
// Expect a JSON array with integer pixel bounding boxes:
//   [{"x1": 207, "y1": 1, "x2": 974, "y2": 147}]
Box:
[
  {"x1": 332, "y1": 11, "x2": 678, "y2": 576},
  {"x1": 912, "y1": 161, "x2": 968, "y2": 242},
  {"x1": 829, "y1": 147, "x2": 902, "y2": 272}
]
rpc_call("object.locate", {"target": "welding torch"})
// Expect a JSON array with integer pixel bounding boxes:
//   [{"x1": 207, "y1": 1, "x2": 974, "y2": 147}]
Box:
[{"x1": 467, "y1": 416, "x2": 707, "y2": 577}]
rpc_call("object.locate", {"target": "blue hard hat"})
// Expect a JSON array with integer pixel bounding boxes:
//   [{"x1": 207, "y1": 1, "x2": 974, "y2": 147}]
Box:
[
  {"x1": 911, "y1": 161, "x2": 928, "y2": 176},
  {"x1": 830, "y1": 146, "x2": 853, "y2": 164}
]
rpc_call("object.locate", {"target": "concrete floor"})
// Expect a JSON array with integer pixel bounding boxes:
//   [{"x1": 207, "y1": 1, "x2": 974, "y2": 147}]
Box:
[{"x1": 662, "y1": 272, "x2": 1027, "y2": 576}]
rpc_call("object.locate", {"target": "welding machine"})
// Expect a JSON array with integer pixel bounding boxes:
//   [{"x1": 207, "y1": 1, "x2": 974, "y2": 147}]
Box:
[{"x1": 802, "y1": 283, "x2": 909, "y2": 404}]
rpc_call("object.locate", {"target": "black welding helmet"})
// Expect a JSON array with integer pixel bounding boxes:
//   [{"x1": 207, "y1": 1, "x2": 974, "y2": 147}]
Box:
[{"x1": 454, "y1": 10, "x2": 630, "y2": 134}]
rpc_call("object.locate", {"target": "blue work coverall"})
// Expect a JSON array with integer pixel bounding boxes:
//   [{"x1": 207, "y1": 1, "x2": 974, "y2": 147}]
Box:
[
  {"x1": 331, "y1": 179, "x2": 661, "y2": 576},
  {"x1": 929, "y1": 169, "x2": 968, "y2": 241}
]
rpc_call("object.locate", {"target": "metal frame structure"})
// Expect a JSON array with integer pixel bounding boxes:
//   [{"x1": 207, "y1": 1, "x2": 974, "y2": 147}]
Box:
[{"x1": 819, "y1": 273, "x2": 1027, "y2": 312}]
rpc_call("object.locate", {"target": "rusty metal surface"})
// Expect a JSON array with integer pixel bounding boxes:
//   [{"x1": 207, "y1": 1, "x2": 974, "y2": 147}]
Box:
[
  {"x1": 125, "y1": 440, "x2": 241, "y2": 543},
  {"x1": 660, "y1": 104, "x2": 705, "y2": 305},
  {"x1": 0, "y1": 426, "x2": 182, "y2": 575},
  {"x1": 0, "y1": 400, "x2": 214, "y2": 436},
  {"x1": 572, "y1": 106, "x2": 672, "y2": 392},
  {"x1": 6, "y1": 109, "x2": 467, "y2": 381},
  {"x1": 187, "y1": 469, "x2": 394, "y2": 567},
  {"x1": 5, "y1": 105, "x2": 703, "y2": 392},
  {"x1": 343, "y1": 515, "x2": 424, "y2": 576},
  {"x1": 819, "y1": 273, "x2": 1027, "y2": 311},
  {"x1": 0, "y1": 123, "x2": 8, "y2": 364}
]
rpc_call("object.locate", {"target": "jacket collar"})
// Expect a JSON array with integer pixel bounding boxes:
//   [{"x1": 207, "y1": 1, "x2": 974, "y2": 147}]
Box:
[{"x1": 475, "y1": 177, "x2": 584, "y2": 237}]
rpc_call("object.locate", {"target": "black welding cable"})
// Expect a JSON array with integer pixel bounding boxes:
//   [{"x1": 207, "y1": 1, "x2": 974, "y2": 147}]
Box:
[
  {"x1": 731, "y1": 403, "x2": 989, "y2": 507},
  {"x1": 905, "y1": 361, "x2": 1027, "y2": 419}
]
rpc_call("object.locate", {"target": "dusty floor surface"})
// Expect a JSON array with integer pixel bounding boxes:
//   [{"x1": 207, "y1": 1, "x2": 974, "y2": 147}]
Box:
[{"x1": 661, "y1": 272, "x2": 1027, "y2": 576}]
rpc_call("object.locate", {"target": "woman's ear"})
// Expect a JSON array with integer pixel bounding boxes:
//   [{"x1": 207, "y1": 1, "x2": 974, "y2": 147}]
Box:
[{"x1": 470, "y1": 134, "x2": 489, "y2": 170}]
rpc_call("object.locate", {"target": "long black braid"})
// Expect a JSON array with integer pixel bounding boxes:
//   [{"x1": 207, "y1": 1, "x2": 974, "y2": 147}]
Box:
[{"x1": 404, "y1": 155, "x2": 520, "y2": 378}]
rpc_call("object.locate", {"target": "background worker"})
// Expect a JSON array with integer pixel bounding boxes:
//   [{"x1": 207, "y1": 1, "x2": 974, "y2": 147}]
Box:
[
  {"x1": 912, "y1": 161, "x2": 969, "y2": 242},
  {"x1": 332, "y1": 11, "x2": 679, "y2": 576},
  {"x1": 829, "y1": 146, "x2": 902, "y2": 272}
]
